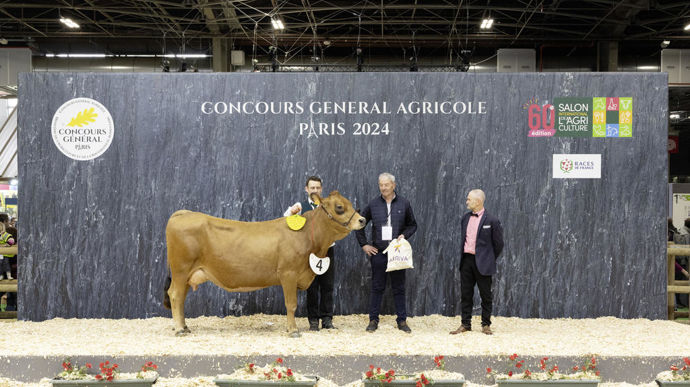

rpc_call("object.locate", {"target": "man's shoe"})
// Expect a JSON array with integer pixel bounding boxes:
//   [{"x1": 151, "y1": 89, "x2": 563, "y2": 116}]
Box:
[
  {"x1": 321, "y1": 318, "x2": 336, "y2": 329},
  {"x1": 482, "y1": 325, "x2": 493, "y2": 335},
  {"x1": 397, "y1": 321, "x2": 412, "y2": 333},
  {"x1": 365, "y1": 320, "x2": 378, "y2": 332},
  {"x1": 308, "y1": 319, "x2": 320, "y2": 331},
  {"x1": 449, "y1": 325, "x2": 471, "y2": 334}
]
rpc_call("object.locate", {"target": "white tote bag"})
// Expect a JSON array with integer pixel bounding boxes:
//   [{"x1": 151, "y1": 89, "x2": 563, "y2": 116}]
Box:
[{"x1": 382, "y1": 238, "x2": 414, "y2": 272}]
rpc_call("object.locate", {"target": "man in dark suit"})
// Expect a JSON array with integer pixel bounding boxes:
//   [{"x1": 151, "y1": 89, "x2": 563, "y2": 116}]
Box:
[
  {"x1": 285, "y1": 176, "x2": 336, "y2": 331},
  {"x1": 450, "y1": 189, "x2": 504, "y2": 335}
]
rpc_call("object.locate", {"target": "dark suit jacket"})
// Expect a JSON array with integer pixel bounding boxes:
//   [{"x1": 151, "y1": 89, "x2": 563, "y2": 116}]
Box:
[{"x1": 459, "y1": 209, "x2": 504, "y2": 276}]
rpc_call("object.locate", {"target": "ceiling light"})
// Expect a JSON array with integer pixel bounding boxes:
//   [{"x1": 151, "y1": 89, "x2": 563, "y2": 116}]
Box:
[
  {"x1": 60, "y1": 17, "x2": 80, "y2": 29},
  {"x1": 0, "y1": 38, "x2": 7, "y2": 45},
  {"x1": 663, "y1": 40, "x2": 671, "y2": 45},
  {"x1": 670, "y1": 113, "x2": 680, "y2": 119},
  {"x1": 68, "y1": 53, "x2": 106, "y2": 58},
  {"x1": 480, "y1": 18, "x2": 493, "y2": 29},
  {"x1": 685, "y1": 23, "x2": 690, "y2": 31},
  {"x1": 271, "y1": 18, "x2": 285, "y2": 30}
]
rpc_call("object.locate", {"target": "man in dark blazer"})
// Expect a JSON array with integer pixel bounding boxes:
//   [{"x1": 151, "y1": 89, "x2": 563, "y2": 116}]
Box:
[
  {"x1": 285, "y1": 176, "x2": 337, "y2": 331},
  {"x1": 450, "y1": 189, "x2": 504, "y2": 335}
]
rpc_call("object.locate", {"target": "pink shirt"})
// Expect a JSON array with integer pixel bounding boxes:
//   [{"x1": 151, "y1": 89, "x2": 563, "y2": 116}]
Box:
[{"x1": 463, "y1": 208, "x2": 485, "y2": 254}]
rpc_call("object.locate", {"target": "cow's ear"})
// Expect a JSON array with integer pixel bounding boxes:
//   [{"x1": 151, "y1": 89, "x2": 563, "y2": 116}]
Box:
[{"x1": 310, "y1": 192, "x2": 322, "y2": 204}]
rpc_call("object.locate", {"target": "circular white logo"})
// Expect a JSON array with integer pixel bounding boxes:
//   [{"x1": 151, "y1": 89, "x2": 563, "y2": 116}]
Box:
[{"x1": 51, "y1": 98, "x2": 114, "y2": 160}]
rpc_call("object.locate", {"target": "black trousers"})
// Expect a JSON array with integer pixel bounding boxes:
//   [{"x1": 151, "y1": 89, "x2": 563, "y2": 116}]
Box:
[
  {"x1": 460, "y1": 253, "x2": 493, "y2": 327},
  {"x1": 307, "y1": 246, "x2": 335, "y2": 321},
  {"x1": 369, "y1": 251, "x2": 407, "y2": 323}
]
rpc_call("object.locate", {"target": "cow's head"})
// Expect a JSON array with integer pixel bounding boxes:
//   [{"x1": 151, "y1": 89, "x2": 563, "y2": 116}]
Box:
[{"x1": 311, "y1": 191, "x2": 366, "y2": 231}]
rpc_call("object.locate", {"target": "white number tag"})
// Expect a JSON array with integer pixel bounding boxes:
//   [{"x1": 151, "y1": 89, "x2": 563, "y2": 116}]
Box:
[
  {"x1": 309, "y1": 253, "x2": 330, "y2": 275},
  {"x1": 382, "y1": 226, "x2": 393, "y2": 241}
]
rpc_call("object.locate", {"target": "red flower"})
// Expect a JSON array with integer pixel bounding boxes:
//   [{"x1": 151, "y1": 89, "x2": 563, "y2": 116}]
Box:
[
  {"x1": 486, "y1": 368, "x2": 492, "y2": 373},
  {"x1": 95, "y1": 375, "x2": 102, "y2": 380},
  {"x1": 684, "y1": 358, "x2": 690, "y2": 366},
  {"x1": 671, "y1": 366, "x2": 679, "y2": 371},
  {"x1": 366, "y1": 371, "x2": 374, "y2": 378},
  {"x1": 416, "y1": 382, "x2": 422, "y2": 387},
  {"x1": 595, "y1": 371, "x2": 600, "y2": 376},
  {"x1": 278, "y1": 373, "x2": 282, "y2": 379},
  {"x1": 107, "y1": 376, "x2": 114, "y2": 381},
  {"x1": 370, "y1": 365, "x2": 374, "y2": 369},
  {"x1": 85, "y1": 363, "x2": 92, "y2": 369},
  {"x1": 525, "y1": 370, "x2": 532, "y2": 377},
  {"x1": 377, "y1": 368, "x2": 382, "y2": 373},
  {"x1": 508, "y1": 371, "x2": 513, "y2": 377},
  {"x1": 510, "y1": 354, "x2": 518, "y2": 361},
  {"x1": 573, "y1": 366, "x2": 579, "y2": 371},
  {"x1": 276, "y1": 358, "x2": 283, "y2": 364},
  {"x1": 287, "y1": 369, "x2": 293, "y2": 376},
  {"x1": 516, "y1": 363, "x2": 522, "y2": 368},
  {"x1": 389, "y1": 370, "x2": 395, "y2": 376}
]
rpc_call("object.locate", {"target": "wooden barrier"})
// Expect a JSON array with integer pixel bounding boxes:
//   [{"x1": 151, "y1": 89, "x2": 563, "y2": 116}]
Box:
[{"x1": 667, "y1": 244, "x2": 690, "y2": 323}]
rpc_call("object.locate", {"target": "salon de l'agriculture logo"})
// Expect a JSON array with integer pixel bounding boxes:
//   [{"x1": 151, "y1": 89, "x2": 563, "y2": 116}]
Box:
[{"x1": 526, "y1": 97, "x2": 632, "y2": 138}]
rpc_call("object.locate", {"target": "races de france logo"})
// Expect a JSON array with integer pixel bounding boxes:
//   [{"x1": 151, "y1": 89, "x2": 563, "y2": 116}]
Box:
[
  {"x1": 560, "y1": 159, "x2": 573, "y2": 173},
  {"x1": 51, "y1": 98, "x2": 114, "y2": 160}
]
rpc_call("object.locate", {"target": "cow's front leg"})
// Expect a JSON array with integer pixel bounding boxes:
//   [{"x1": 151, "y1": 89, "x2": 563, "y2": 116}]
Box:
[
  {"x1": 168, "y1": 278, "x2": 191, "y2": 336},
  {"x1": 280, "y1": 280, "x2": 300, "y2": 338}
]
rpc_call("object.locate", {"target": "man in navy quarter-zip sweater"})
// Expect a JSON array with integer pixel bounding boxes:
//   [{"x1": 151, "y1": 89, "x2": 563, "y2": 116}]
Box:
[
  {"x1": 356, "y1": 172, "x2": 417, "y2": 333},
  {"x1": 450, "y1": 189, "x2": 504, "y2": 336}
]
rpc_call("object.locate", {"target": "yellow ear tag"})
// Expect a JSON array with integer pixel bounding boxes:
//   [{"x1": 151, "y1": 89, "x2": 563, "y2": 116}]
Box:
[{"x1": 286, "y1": 214, "x2": 306, "y2": 231}]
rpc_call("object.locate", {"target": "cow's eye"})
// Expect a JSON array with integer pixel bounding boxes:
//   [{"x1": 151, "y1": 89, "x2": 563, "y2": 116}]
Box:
[{"x1": 335, "y1": 204, "x2": 345, "y2": 215}]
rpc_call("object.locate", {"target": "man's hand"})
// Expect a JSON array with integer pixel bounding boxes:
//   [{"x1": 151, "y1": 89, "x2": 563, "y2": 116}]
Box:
[
  {"x1": 362, "y1": 244, "x2": 378, "y2": 256},
  {"x1": 397, "y1": 234, "x2": 405, "y2": 241},
  {"x1": 289, "y1": 203, "x2": 302, "y2": 215}
]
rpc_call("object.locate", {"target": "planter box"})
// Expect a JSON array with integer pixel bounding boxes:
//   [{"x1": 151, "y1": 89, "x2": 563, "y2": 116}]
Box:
[
  {"x1": 496, "y1": 380, "x2": 599, "y2": 387},
  {"x1": 214, "y1": 376, "x2": 318, "y2": 387},
  {"x1": 52, "y1": 378, "x2": 157, "y2": 387},
  {"x1": 656, "y1": 381, "x2": 690, "y2": 387},
  {"x1": 363, "y1": 376, "x2": 465, "y2": 387}
]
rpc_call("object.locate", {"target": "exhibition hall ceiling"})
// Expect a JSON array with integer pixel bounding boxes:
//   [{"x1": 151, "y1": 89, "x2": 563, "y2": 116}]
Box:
[{"x1": 1, "y1": 1, "x2": 689, "y2": 51}]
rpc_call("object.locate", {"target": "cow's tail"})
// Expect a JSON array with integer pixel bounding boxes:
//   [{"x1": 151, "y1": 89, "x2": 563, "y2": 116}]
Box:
[{"x1": 163, "y1": 274, "x2": 172, "y2": 309}]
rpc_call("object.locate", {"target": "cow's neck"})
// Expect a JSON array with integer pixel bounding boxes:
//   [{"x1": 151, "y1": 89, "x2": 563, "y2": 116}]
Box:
[{"x1": 306, "y1": 209, "x2": 347, "y2": 256}]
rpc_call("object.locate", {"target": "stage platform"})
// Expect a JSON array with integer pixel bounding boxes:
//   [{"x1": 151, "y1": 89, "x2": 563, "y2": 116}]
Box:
[{"x1": 1, "y1": 314, "x2": 688, "y2": 385}]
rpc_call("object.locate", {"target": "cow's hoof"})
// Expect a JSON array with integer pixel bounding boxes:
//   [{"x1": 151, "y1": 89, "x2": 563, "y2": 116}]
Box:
[
  {"x1": 175, "y1": 326, "x2": 191, "y2": 336},
  {"x1": 289, "y1": 331, "x2": 301, "y2": 338}
]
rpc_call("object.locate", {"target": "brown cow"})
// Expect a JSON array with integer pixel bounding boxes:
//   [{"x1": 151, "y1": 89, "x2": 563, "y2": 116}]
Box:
[{"x1": 163, "y1": 191, "x2": 365, "y2": 337}]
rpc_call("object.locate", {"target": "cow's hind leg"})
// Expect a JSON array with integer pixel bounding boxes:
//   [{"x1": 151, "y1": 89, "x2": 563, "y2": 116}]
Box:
[
  {"x1": 280, "y1": 280, "x2": 300, "y2": 338},
  {"x1": 168, "y1": 278, "x2": 191, "y2": 335}
]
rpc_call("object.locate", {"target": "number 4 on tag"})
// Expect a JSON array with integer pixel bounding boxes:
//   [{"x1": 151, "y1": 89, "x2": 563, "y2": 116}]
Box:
[{"x1": 309, "y1": 253, "x2": 330, "y2": 275}]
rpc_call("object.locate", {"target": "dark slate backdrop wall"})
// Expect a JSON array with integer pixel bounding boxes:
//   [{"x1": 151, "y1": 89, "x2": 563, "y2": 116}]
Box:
[{"x1": 18, "y1": 72, "x2": 667, "y2": 321}]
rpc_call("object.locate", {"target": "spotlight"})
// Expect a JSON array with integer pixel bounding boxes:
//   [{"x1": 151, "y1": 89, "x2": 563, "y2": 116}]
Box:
[
  {"x1": 0, "y1": 38, "x2": 7, "y2": 45},
  {"x1": 271, "y1": 18, "x2": 285, "y2": 30},
  {"x1": 60, "y1": 17, "x2": 80, "y2": 29},
  {"x1": 685, "y1": 23, "x2": 690, "y2": 31},
  {"x1": 480, "y1": 18, "x2": 493, "y2": 29},
  {"x1": 661, "y1": 40, "x2": 671, "y2": 48}
]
